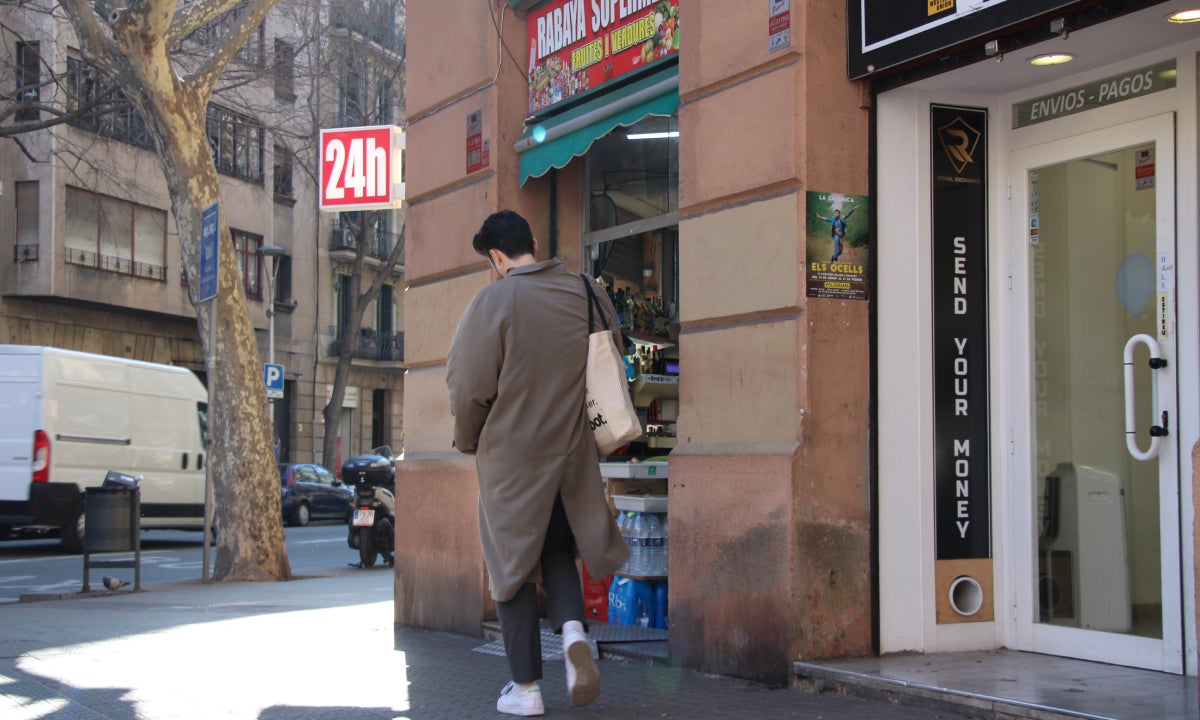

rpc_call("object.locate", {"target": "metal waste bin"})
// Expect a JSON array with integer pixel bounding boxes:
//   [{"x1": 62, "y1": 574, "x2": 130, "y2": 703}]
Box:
[
  {"x1": 85, "y1": 487, "x2": 138, "y2": 552},
  {"x1": 82, "y1": 472, "x2": 142, "y2": 592}
]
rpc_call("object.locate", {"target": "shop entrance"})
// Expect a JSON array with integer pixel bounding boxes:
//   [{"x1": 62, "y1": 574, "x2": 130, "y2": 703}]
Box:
[{"x1": 1008, "y1": 114, "x2": 1183, "y2": 673}]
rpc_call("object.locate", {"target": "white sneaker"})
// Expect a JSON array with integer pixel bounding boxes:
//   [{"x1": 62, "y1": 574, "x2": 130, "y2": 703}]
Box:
[
  {"x1": 563, "y1": 629, "x2": 600, "y2": 707},
  {"x1": 496, "y1": 681, "x2": 544, "y2": 717}
]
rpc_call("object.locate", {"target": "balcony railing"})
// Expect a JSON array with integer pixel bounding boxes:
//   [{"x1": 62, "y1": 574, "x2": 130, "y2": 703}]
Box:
[
  {"x1": 328, "y1": 328, "x2": 403, "y2": 362},
  {"x1": 329, "y1": 221, "x2": 404, "y2": 265},
  {"x1": 66, "y1": 248, "x2": 166, "y2": 281},
  {"x1": 14, "y1": 243, "x2": 38, "y2": 262}
]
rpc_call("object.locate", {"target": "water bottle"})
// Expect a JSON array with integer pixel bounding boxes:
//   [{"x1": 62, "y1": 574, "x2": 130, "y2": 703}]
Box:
[
  {"x1": 661, "y1": 514, "x2": 669, "y2": 576},
  {"x1": 644, "y1": 512, "x2": 663, "y2": 576},
  {"x1": 620, "y1": 511, "x2": 636, "y2": 575},
  {"x1": 653, "y1": 579, "x2": 669, "y2": 629},
  {"x1": 630, "y1": 512, "x2": 649, "y2": 576}
]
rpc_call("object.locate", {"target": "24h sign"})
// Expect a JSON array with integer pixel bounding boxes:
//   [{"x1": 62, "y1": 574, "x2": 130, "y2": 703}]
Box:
[{"x1": 319, "y1": 125, "x2": 406, "y2": 212}]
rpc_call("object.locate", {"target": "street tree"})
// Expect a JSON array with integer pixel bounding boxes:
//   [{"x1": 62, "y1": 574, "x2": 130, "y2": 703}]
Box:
[{"x1": 1, "y1": 0, "x2": 292, "y2": 580}]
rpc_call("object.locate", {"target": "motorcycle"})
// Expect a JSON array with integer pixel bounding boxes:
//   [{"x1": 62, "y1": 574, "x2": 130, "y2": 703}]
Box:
[{"x1": 341, "y1": 447, "x2": 396, "y2": 568}]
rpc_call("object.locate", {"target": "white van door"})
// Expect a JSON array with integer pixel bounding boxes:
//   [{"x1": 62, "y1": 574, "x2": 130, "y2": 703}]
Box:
[{"x1": 1007, "y1": 114, "x2": 1184, "y2": 672}]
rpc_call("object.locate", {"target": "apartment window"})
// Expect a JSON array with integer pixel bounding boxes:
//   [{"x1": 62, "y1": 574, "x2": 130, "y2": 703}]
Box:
[
  {"x1": 66, "y1": 56, "x2": 153, "y2": 150},
  {"x1": 16, "y1": 42, "x2": 40, "y2": 121},
  {"x1": 375, "y1": 77, "x2": 393, "y2": 125},
  {"x1": 274, "y1": 39, "x2": 295, "y2": 101},
  {"x1": 339, "y1": 61, "x2": 365, "y2": 126},
  {"x1": 15, "y1": 181, "x2": 39, "y2": 262},
  {"x1": 377, "y1": 284, "x2": 394, "y2": 334},
  {"x1": 336, "y1": 275, "x2": 353, "y2": 339},
  {"x1": 189, "y1": 14, "x2": 264, "y2": 67},
  {"x1": 232, "y1": 230, "x2": 263, "y2": 299},
  {"x1": 206, "y1": 105, "x2": 264, "y2": 183},
  {"x1": 274, "y1": 255, "x2": 292, "y2": 301},
  {"x1": 273, "y1": 145, "x2": 293, "y2": 200},
  {"x1": 64, "y1": 186, "x2": 167, "y2": 280},
  {"x1": 240, "y1": 22, "x2": 266, "y2": 67}
]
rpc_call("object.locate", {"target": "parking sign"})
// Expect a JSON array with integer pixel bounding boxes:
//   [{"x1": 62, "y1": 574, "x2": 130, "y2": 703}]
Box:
[{"x1": 264, "y1": 363, "x2": 284, "y2": 399}]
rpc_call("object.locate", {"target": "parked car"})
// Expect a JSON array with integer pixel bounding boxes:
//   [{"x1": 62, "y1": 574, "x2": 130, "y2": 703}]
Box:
[{"x1": 279, "y1": 463, "x2": 353, "y2": 526}]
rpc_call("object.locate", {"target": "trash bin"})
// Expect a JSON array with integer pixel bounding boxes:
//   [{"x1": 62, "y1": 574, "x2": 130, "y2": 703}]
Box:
[
  {"x1": 85, "y1": 486, "x2": 138, "y2": 553},
  {"x1": 82, "y1": 474, "x2": 142, "y2": 592}
]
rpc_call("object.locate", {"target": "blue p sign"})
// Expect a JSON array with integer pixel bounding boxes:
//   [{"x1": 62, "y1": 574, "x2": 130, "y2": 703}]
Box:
[{"x1": 264, "y1": 363, "x2": 284, "y2": 399}]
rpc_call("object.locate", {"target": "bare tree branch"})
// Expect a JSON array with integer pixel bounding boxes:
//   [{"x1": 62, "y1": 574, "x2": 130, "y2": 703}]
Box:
[{"x1": 191, "y1": 0, "x2": 275, "y2": 96}]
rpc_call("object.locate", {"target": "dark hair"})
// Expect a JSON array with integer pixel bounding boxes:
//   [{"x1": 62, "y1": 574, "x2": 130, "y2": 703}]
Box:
[{"x1": 472, "y1": 209, "x2": 535, "y2": 258}]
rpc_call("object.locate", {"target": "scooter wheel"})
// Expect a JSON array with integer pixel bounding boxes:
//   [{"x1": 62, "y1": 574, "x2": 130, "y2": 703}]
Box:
[{"x1": 359, "y1": 527, "x2": 377, "y2": 567}]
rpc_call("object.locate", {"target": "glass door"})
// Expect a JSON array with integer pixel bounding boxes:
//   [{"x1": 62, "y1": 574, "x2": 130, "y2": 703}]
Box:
[{"x1": 1009, "y1": 114, "x2": 1182, "y2": 673}]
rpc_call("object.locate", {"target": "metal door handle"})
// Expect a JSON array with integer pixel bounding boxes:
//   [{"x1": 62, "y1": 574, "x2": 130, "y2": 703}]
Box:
[{"x1": 1123, "y1": 334, "x2": 1167, "y2": 461}]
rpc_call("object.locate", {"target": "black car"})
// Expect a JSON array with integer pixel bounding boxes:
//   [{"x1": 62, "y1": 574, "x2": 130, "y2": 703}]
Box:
[{"x1": 279, "y1": 463, "x2": 354, "y2": 526}]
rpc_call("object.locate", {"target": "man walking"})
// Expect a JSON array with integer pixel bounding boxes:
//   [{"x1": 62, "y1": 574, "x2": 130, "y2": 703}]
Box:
[{"x1": 446, "y1": 210, "x2": 629, "y2": 716}]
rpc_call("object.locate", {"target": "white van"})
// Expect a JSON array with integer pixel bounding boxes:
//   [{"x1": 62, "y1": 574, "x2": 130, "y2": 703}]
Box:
[{"x1": 0, "y1": 345, "x2": 209, "y2": 551}]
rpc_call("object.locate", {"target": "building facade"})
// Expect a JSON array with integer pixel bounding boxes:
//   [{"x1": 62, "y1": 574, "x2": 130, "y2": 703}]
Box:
[
  {"x1": 400, "y1": 0, "x2": 1200, "y2": 688},
  {"x1": 0, "y1": 1, "x2": 407, "y2": 471}
]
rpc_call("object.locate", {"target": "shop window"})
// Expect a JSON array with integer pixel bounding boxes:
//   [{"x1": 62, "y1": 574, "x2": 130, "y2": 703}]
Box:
[
  {"x1": 585, "y1": 113, "x2": 679, "y2": 346},
  {"x1": 587, "y1": 114, "x2": 678, "y2": 233},
  {"x1": 585, "y1": 113, "x2": 680, "y2": 458}
]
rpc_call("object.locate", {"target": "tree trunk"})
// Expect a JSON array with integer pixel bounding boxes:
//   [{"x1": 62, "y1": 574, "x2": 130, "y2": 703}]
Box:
[{"x1": 146, "y1": 87, "x2": 291, "y2": 582}]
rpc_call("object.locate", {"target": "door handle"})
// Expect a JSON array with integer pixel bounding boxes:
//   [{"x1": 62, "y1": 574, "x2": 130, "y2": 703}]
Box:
[{"x1": 1123, "y1": 333, "x2": 1167, "y2": 461}]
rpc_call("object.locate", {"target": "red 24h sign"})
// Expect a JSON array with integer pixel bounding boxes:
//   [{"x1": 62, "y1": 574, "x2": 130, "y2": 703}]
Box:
[{"x1": 319, "y1": 125, "x2": 405, "y2": 211}]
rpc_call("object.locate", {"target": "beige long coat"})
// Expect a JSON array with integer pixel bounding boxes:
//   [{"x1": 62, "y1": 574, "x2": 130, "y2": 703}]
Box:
[{"x1": 446, "y1": 258, "x2": 630, "y2": 601}]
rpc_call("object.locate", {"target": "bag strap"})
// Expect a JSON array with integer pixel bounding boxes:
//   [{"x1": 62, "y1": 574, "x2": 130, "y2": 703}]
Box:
[{"x1": 581, "y1": 273, "x2": 609, "y2": 333}]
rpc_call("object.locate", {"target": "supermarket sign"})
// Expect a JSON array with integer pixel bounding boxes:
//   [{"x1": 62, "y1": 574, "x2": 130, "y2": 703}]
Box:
[
  {"x1": 527, "y1": 0, "x2": 679, "y2": 114},
  {"x1": 319, "y1": 125, "x2": 405, "y2": 212}
]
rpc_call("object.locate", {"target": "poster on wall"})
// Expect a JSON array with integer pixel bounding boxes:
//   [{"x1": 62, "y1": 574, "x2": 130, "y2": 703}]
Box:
[
  {"x1": 805, "y1": 191, "x2": 869, "y2": 300},
  {"x1": 526, "y1": 0, "x2": 680, "y2": 115},
  {"x1": 931, "y1": 104, "x2": 991, "y2": 560}
]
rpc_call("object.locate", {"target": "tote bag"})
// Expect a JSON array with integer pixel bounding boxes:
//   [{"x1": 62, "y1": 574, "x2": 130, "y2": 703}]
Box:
[{"x1": 581, "y1": 275, "x2": 642, "y2": 455}]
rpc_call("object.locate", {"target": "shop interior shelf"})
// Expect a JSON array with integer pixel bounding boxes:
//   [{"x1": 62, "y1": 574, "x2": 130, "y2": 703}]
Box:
[
  {"x1": 613, "y1": 494, "x2": 668, "y2": 513},
  {"x1": 599, "y1": 461, "x2": 668, "y2": 479}
]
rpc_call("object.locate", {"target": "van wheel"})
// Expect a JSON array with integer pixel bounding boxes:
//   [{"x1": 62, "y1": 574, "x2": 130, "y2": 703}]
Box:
[
  {"x1": 293, "y1": 503, "x2": 310, "y2": 527},
  {"x1": 62, "y1": 502, "x2": 85, "y2": 554}
]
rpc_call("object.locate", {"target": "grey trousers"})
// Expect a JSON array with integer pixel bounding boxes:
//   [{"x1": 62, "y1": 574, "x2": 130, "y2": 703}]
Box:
[{"x1": 496, "y1": 494, "x2": 586, "y2": 683}]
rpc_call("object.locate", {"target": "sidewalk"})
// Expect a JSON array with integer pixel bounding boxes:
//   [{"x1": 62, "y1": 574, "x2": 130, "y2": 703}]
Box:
[{"x1": 0, "y1": 567, "x2": 978, "y2": 720}]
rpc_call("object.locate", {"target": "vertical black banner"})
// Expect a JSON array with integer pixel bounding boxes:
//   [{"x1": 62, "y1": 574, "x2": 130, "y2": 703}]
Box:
[{"x1": 931, "y1": 104, "x2": 990, "y2": 560}]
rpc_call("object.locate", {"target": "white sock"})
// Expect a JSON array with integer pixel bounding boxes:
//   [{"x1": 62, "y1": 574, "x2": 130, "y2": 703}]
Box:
[{"x1": 563, "y1": 620, "x2": 586, "y2": 638}]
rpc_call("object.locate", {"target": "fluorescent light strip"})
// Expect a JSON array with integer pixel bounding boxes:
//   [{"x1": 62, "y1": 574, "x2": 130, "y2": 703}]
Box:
[{"x1": 627, "y1": 131, "x2": 679, "y2": 140}]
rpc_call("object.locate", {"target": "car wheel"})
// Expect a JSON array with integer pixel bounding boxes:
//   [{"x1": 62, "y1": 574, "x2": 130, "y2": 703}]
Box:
[
  {"x1": 62, "y1": 500, "x2": 85, "y2": 554},
  {"x1": 293, "y1": 502, "x2": 310, "y2": 527}
]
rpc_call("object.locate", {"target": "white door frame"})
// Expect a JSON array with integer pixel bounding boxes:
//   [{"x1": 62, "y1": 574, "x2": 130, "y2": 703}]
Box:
[{"x1": 1004, "y1": 113, "x2": 1183, "y2": 673}]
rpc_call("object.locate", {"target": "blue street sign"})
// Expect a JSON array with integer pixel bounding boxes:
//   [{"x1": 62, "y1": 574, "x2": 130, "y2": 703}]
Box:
[
  {"x1": 199, "y1": 202, "x2": 219, "y2": 303},
  {"x1": 264, "y1": 363, "x2": 285, "y2": 399}
]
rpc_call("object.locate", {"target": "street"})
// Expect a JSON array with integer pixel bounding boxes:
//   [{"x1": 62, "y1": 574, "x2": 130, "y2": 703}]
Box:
[{"x1": 0, "y1": 521, "x2": 376, "y2": 603}]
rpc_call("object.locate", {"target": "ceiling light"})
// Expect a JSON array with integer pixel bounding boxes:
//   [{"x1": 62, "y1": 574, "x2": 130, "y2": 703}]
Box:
[
  {"x1": 1166, "y1": 9, "x2": 1200, "y2": 23},
  {"x1": 1028, "y1": 53, "x2": 1076, "y2": 66},
  {"x1": 627, "y1": 131, "x2": 678, "y2": 140}
]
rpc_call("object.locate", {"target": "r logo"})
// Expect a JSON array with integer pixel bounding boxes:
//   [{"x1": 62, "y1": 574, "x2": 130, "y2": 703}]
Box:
[{"x1": 937, "y1": 115, "x2": 982, "y2": 174}]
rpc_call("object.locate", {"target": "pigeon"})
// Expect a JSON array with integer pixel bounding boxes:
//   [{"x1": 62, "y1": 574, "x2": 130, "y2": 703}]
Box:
[{"x1": 102, "y1": 576, "x2": 128, "y2": 591}]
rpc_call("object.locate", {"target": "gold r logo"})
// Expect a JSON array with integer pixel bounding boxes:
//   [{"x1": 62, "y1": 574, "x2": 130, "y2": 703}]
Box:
[{"x1": 937, "y1": 116, "x2": 982, "y2": 174}]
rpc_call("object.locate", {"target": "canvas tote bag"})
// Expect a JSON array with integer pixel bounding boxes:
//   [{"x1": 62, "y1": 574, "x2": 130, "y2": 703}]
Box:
[{"x1": 581, "y1": 274, "x2": 642, "y2": 455}]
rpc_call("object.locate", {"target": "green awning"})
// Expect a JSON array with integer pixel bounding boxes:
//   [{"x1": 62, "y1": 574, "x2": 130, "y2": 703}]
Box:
[{"x1": 516, "y1": 71, "x2": 679, "y2": 186}]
